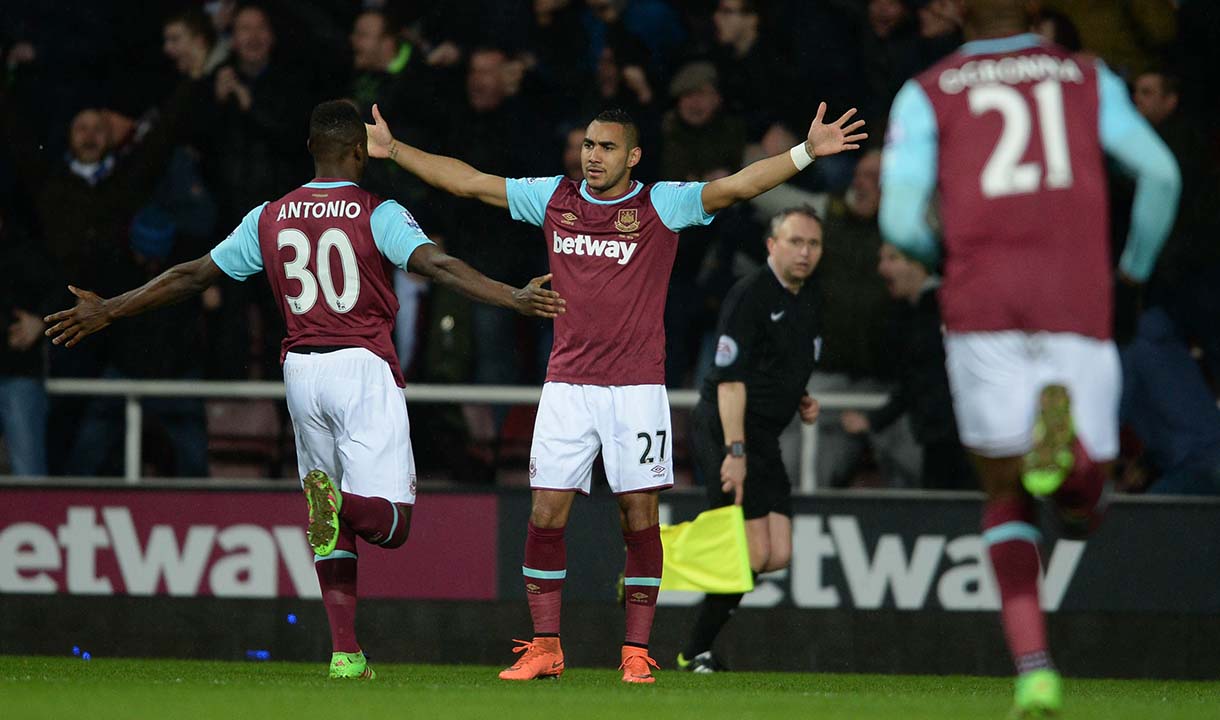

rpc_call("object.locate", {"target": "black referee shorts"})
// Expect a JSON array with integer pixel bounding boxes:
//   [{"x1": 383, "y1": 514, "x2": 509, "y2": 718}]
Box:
[{"x1": 691, "y1": 400, "x2": 793, "y2": 520}]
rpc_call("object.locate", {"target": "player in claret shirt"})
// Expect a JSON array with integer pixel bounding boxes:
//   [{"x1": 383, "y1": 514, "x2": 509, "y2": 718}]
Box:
[
  {"x1": 44, "y1": 100, "x2": 564, "y2": 680},
  {"x1": 880, "y1": 0, "x2": 1180, "y2": 715},
  {"x1": 366, "y1": 101, "x2": 865, "y2": 683}
]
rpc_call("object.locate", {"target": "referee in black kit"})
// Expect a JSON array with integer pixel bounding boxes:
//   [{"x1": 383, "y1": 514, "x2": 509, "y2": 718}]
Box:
[{"x1": 677, "y1": 206, "x2": 824, "y2": 673}]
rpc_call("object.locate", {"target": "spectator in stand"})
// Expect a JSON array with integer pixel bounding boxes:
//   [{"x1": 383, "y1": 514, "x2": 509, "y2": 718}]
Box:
[
  {"x1": 583, "y1": 0, "x2": 686, "y2": 88},
  {"x1": 203, "y1": 3, "x2": 313, "y2": 378},
  {"x1": 576, "y1": 46, "x2": 660, "y2": 176},
  {"x1": 520, "y1": 0, "x2": 591, "y2": 119},
  {"x1": 913, "y1": 0, "x2": 964, "y2": 70},
  {"x1": 1033, "y1": 8, "x2": 1082, "y2": 51},
  {"x1": 859, "y1": 0, "x2": 923, "y2": 127},
  {"x1": 163, "y1": 6, "x2": 229, "y2": 82},
  {"x1": 1040, "y1": 0, "x2": 1176, "y2": 78},
  {"x1": 1131, "y1": 69, "x2": 1220, "y2": 373},
  {"x1": 660, "y1": 62, "x2": 745, "y2": 182},
  {"x1": 707, "y1": 0, "x2": 790, "y2": 142},
  {"x1": 438, "y1": 47, "x2": 548, "y2": 393},
  {"x1": 842, "y1": 243, "x2": 974, "y2": 490},
  {"x1": 0, "y1": 212, "x2": 52, "y2": 475},
  {"x1": 807, "y1": 150, "x2": 920, "y2": 488}
]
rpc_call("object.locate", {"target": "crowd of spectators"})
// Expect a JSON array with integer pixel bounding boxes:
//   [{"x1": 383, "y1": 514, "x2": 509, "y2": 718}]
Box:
[{"x1": 1, "y1": 0, "x2": 1215, "y2": 493}]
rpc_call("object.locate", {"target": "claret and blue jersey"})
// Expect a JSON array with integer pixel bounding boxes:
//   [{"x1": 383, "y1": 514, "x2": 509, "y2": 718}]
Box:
[
  {"x1": 506, "y1": 176, "x2": 714, "y2": 386},
  {"x1": 880, "y1": 33, "x2": 1180, "y2": 340},
  {"x1": 209, "y1": 180, "x2": 435, "y2": 386}
]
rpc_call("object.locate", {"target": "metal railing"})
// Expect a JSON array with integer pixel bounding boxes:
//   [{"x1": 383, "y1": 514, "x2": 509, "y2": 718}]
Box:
[{"x1": 43, "y1": 379, "x2": 887, "y2": 492}]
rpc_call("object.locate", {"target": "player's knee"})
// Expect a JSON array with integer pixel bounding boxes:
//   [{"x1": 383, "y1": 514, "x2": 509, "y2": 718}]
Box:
[
  {"x1": 766, "y1": 547, "x2": 792, "y2": 572},
  {"x1": 379, "y1": 504, "x2": 412, "y2": 549}
]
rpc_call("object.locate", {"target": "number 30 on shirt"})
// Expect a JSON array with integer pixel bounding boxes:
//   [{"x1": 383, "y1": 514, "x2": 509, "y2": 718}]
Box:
[{"x1": 277, "y1": 228, "x2": 362, "y2": 314}]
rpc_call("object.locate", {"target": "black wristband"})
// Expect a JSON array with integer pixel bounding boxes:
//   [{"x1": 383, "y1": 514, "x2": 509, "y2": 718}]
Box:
[{"x1": 725, "y1": 441, "x2": 746, "y2": 458}]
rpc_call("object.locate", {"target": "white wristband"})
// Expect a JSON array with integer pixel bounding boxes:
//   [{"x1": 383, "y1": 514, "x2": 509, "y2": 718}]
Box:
[{"x1": 789, "y1": 142, "x2": 815, "y2": 171}]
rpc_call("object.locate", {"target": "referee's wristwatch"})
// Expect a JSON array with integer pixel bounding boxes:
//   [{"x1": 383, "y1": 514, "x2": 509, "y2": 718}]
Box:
[{"x1": 725, "y1": 440, "x2": 746, "y2": 458}]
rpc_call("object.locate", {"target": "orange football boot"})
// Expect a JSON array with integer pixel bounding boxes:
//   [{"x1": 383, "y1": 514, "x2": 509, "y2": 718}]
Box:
[
  {"x1": 619, "y1": 645, "x2": 659, "y2": 684},
  {"x1": 498, "y1": 637, "x2": 564, "y2": 680}
]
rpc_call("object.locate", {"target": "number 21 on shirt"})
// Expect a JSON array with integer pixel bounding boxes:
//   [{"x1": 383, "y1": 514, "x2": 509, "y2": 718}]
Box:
[{"x1": 970, "y1": 79, "x2": 1073, "y2": 198}]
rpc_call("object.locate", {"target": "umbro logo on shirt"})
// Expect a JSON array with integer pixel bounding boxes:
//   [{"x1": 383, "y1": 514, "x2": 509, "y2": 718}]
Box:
[{"x1": 770, "y1": 311, "x2": 785, "y2": 322}]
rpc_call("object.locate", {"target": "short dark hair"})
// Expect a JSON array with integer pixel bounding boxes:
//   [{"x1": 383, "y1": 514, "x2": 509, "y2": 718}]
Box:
[
  {"x1": 592, "y1": 108, "x2": 639, "y2": 148},
  {"x1": 768, "y1": 205, "x2": 822, "y2": 238},
  {"x1": 164, "y1": 6, "x2": 217, "y2": 48},
  {"x1": 309, "y1": 100, "x2": 365, "y2": 161}
]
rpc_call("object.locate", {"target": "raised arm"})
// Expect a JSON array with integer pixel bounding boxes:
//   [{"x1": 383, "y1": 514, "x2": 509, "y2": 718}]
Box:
[
  {"x1": 44, "y1": 254, "x2": 224, "y2": 347},
  {"x1": 700, "y1": 102, "x2": 867, "y2": 215},
  {"x1": 366, "y1": 104, "x2": 509, "y2": 209},
  {"x1": 406, "y1": 244, "x2": 564, "y2": 318}
]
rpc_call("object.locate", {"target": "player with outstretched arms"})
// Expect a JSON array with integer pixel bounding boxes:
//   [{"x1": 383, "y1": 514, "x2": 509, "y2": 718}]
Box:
[
  {"x1": 365, "y1": 99, "x2": 865, "y2": 683},
  {"x1": 44, "y1": 100, "x2": 564, "y2": 680},
  {"x1": 880, "y1": 0, "x2": 1180, "y2": 715}
]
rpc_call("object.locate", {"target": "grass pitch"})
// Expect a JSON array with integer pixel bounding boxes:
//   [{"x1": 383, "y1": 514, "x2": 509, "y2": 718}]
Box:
[{"x1": 3, "y1": 656, "x2": 1216, "y2": 720}]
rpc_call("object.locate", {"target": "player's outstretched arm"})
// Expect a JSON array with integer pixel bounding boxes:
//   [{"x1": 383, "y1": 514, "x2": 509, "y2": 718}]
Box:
[
  {"x1": 700, "y1": 103, "x2": 867, "y2": 215},
  {"x1": 366, "y1": 104, "x2": 509, "y2": 209},
  {"x1": 407, "y1": 244, "x2": 565, "y2": 318},
  {"x1": 44, "y1": 255, "x2": 224, "y2": 347}
]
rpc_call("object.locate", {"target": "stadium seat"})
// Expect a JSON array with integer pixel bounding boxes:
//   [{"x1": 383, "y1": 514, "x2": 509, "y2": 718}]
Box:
[{"x1": 206, "y1": 399, "x2": 284, "y2": 479}]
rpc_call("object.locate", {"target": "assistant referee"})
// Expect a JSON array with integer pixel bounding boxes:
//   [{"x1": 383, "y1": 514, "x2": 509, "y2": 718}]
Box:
[{"x1": 677, "y1": 206, "x2": 824, "y2": 672}]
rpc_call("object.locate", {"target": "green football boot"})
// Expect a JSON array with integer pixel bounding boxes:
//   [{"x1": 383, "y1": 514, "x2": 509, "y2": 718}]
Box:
[
  {"x1": 329, "y1": 651, "x2": 376, "y2": 680},
  {"x1": 1010, "y1": 668, "x2": 1062, "y2": 718},
  {"x1": 303, "y1": 470, "x2": 342, "y2": 557},
  {"x1": 1023, "y1": 385, "x2": 1075, "y2": 496}
]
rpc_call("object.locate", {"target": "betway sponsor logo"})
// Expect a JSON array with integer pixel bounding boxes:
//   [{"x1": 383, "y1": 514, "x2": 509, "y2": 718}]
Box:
[
  {"x1": 552, "y1": 231, "x2": 638, "y2": 265},
  {"x1": 0, "y1": 507, "x2": 320, "y2": 598},
  {"x1": 658, "y1": 512, "x2": 1083, "y2": 611}
]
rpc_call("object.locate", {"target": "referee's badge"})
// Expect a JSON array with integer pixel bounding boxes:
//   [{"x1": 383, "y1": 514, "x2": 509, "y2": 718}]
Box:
[
  {"x1": 813, "y1": 335, "x2": 823, "y2": 362},
  {"x1": 715, "y1": 335, "x2": 738, "y2": 367}
]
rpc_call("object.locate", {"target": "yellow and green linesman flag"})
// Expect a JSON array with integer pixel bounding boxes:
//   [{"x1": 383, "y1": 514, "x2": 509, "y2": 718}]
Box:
[{"x1": 659, "y1": 505, "x2": 754, "y2": 594}]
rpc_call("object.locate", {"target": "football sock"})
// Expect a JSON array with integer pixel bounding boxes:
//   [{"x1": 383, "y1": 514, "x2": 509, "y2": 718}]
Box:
[
  {"x1": 315, "y1": 524, "x2": 360, "y2": 653},
  {"x1": 1051, "y1": 439, "x2": 1109, "y2": 537},
  {"x1": 683, "y1": 572, "x2": 757, "y2": 658},
  {"x1": 523, "y1": 522, "x2": 566, "y2": 636},
  {"x1": 339, "y1": 493, "x2": 411, "y2": 548},
  {"x1": 983, "y1": 496, "x2": 1053, "y2": 673},
  {"x1": 622, "y1": 524, "x2": 663, "y2": 648}
]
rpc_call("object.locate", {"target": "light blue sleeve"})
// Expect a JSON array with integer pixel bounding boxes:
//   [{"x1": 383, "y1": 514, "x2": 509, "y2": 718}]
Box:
[
  {"x1": 506, "y1": 176, "x2": 563, "y2": 226},
  {"x1": 209, "y1": 203, "x2": 267, "y2": 281},
  {"x1": 371, "y1": 200, "x2": 435, "y2": 270},
  {"x1": 650, "y1": 181, "x2": 715, "y2": 232},
  {"x1": 1096, "y1": 61, "x2": 1182, "y2": 282},
  {"x1": 879, "y1": 80, "x2": 941, "y2": 268}
]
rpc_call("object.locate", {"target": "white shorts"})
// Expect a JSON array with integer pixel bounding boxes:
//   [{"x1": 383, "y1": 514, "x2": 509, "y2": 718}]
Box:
[
  {"x1": 529, "y1": 382, "x2": 673, "y2": 495},
  {"x1": 944, "y1": 331, "x2": 1120, "y2": 461},
  {"x1": 284, "y1": 348, "x2": 416, "y2": 504}
]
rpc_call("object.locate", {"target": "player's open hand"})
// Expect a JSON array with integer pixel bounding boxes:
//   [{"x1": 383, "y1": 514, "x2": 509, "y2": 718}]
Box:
[
  {"x1": 43, "y1": 286, "x2": 113, "y2": 348},
  {"x1": 365, "y1": 103, "x2": 395, "y2": 160},
  {"x1": 720, "y1": 455, "x2": 745, "y2": 506},
  {"x1": 512, "y1": 273, "x2": 566, "y2": 319},
  {"x1": 799, "y1": 394, "x2": 820, "y2": 425},
  {"x1": 806, "y1": 103, "x2": 868, "y2": 159}
]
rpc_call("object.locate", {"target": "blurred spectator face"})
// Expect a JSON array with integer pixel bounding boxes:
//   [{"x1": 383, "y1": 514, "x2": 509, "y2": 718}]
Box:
[
  {"x1": 846, "y1": 151, "x2": 882, "y2": 219},
  {"x1": 232, "y1": 7, "x2": 274, "y2": 68},
  {"x1": 563, "y1": 127, "x2": 585, "y2": 180},
  {"x1": 869, "y1": 0, "x2": 907, "y2": 39},
  {"x1": 69, "y1": 110, "x2": 112, "y2": 164},
  {"x1": 467, "y1": 49, "x2": 507, "y2": 112},
  {"x1": 1133, "y1": 73, "x2": 1178, "y2": 126},
  {"x1": 713, "y1": 0, "x2": 758, "y2": 46},
  {"x1": 878, "y1": 243, "x2": 928, "y2": 302},
  {"x1": 677, "y1": 84, "x2": 722, "y2": 127},
  {"x1": 586, "y1": 0, "x2": 624, "y2": 23},
  {"x1": 534, "y1": 0, "x2": 570, "y2": 19},
  {"x1": 581, "y1": 120, "x2": 640, "y2": 192},
  {"x1": 163, "y1": 20, "x2": 209, "y2": 76},
  {"x1": 351, "y1": 13, "x2": 393, "y2": 72},
  {"x1": 918, "y1": 0, "x2": 961, "y2": 39},
  {"x1": 767, "y1": 212, "x2": 824, "y2": 285}
]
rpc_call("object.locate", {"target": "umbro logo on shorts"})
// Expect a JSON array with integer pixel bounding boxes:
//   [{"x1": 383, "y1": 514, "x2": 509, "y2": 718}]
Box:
[
  {"x1": 529, "y1": 457, "x2": 537, "y2": 479},
  {"x1": 651, "y1": 465, "x2": 666, "y2": 477}
]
